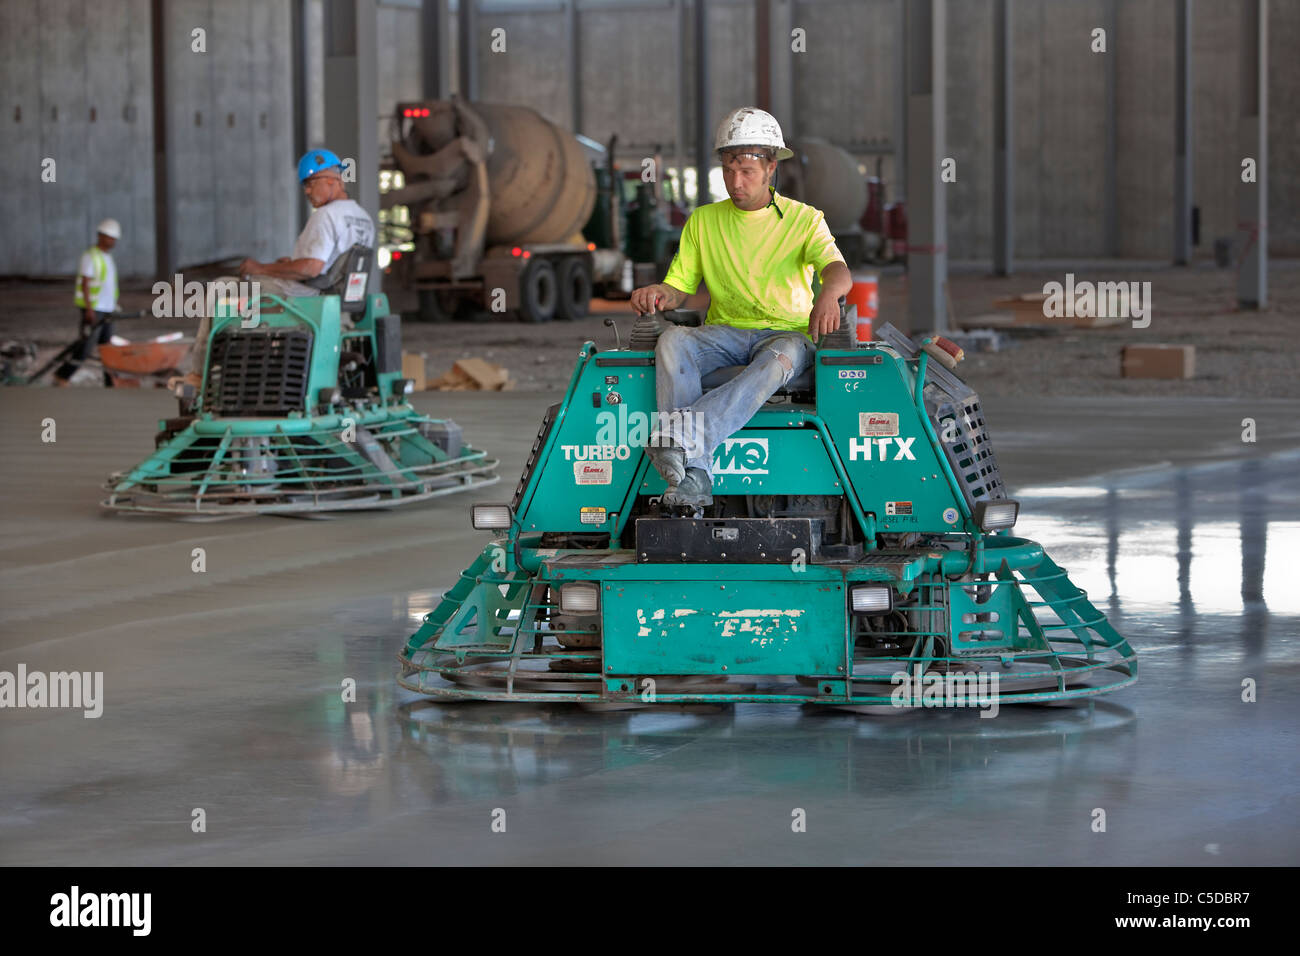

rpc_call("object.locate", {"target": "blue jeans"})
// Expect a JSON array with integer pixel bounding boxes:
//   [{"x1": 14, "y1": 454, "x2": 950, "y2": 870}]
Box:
[{"x1": 654, "y1": 324, "x2": 815, "y2": 477}]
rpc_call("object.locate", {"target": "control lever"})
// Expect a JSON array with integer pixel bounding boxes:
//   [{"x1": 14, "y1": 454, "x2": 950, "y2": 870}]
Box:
[{"x1": 603, "y1": 316, "x2": 623, "y2": 350}]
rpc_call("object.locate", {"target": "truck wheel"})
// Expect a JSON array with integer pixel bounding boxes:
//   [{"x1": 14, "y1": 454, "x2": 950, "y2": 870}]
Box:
[
  {"x1": 555, "y1": 257, "x2": 592, "y2": 321},
  {"x1": 418, "y1": 290, "x2": 457, "y2": 323},
  {"x1": 519, "y1": 259, "x2": 557, "y2": 323},
  {"x1": 840, "y1": 234, "x2": 865, "y2": 269}
]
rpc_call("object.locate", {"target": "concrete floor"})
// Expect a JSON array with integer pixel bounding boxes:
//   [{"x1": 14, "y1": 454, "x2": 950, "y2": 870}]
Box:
[{"x1": 1, "y1": 388, "x2": 1297, "y2": 865}]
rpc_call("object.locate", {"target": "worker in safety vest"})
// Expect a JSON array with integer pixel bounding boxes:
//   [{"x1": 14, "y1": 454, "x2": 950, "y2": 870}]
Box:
[
  {"x1": 57, "y1": 219, "x2": 121, "y2": 386},
  {"x1": 630, "y1": 108, "x2": 851, "y2": 507}
]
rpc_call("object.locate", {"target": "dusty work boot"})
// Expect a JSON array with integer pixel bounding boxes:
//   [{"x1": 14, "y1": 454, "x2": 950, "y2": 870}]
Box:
[
  {"x1": 645, "y1": 437, "x2": 686, "y2": 487},
  {"x1": 661, "y1": 467, "x2": 713, "y2": 508}
]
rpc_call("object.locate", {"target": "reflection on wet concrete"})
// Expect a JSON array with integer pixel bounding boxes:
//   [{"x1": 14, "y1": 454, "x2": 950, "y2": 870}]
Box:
[
  {"x1": 1016, "y1": 450, "x2": 1298, "y2": 622},
  {"x1": 2, "y1": 452, "x2": 1296, "y2": 865},
  {"x1": 394, "y1": 697, "x2": 1140, "y2": 804}
]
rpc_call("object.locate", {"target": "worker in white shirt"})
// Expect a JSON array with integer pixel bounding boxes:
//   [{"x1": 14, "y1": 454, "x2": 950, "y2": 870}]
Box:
[
  {"x1": 184, "y1": 148, "x2": 376, "y2": 378},
  {"x1": 56, "y1": 219, "x2": 121, "y2": 386}
]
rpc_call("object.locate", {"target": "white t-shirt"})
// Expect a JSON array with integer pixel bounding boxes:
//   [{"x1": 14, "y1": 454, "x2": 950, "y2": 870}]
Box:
[
  {"x1": 78, "y1": 249, "x2": 118, "y2": 312},
  {"x1": 293, "y1": 198, "x2": 375, "y2": 273}
]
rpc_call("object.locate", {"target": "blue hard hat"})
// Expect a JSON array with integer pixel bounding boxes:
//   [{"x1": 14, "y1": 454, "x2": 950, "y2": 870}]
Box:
[{"x1": 298, "y1": 148, "x2": 343, "y2": 182}]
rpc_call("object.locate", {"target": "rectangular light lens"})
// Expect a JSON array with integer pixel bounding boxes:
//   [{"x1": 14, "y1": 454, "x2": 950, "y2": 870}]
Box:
[
  {"x1": 559, "y1": 584, "x2": 600, "y2": 614},
  {"x1": 975, "y1": 499, "x2": 1020, "y2": 531},
  {"x1": 850, "y1": 586, "x2": 894, "y2": 614},
  {"x1": 471, "y1": 504, "x2": 513, "y2": 530}
]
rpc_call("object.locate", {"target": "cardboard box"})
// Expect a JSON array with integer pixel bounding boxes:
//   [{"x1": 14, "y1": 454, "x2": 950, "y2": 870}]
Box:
[
  {"x1": 992, "y1": 293, "x2": 1126, "y2": 328},
  {"x1": 1121, "y1": 344, "x2": 1195, "y2": 379},
  {"x1": 428, "y1": 357, "x2": 512, "y2": 391},
  {"x1": 454, "y1": 357, "x2": 509, "y2": 390},
  {"x1": 401, "y1": 351, "x2": 426, "y2": 391}
]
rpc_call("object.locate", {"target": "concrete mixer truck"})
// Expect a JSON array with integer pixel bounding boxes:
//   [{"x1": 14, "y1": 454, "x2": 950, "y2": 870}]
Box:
[
  {"x1": 380, "y1": 98, "x2": 625, "y2": 323},
  {"x1": 781, "y1": 137, "x2": 869, "y2": 269}
]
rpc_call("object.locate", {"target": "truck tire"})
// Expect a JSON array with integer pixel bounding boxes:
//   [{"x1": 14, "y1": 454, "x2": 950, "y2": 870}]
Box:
[
  {"x1": 519, "y1": 259, "x2": 557, "y2": 323},
  {"x1": 418, "y1": 290, "x2": 457, "y2": 323},
  {"x1": 839, "y1": 233, "x2": 864, "y2": 269},
  {"x1": 555, "y1": 257, "x2": 592, "y2": 321}
]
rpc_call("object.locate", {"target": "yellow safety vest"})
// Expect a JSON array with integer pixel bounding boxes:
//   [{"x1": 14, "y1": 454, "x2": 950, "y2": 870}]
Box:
[{"x1": 73, "y1": 246, "x2": 115, "y2": 309}]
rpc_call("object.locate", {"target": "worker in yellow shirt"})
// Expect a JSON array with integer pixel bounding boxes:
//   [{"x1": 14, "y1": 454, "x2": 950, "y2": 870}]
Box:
[{"x1": 630, "y1": 107, "x2": 852, "y2": 507}]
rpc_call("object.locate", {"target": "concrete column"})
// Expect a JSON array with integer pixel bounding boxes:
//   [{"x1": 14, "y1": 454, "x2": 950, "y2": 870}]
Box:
[
  {"x1": 694, "y1": 0, "x2": 711, "y2": 205},
  {"x1": 456, "y1": 0, "x2": 477, "y2": 101},
  {"x1": 895, "y1": 0, "x2": 907, "y2": 200},
  {"x1": 292, "y1": 0, "x2": 311, "y2": 232},
  {"x1": 1103, "y1": 0, "x2": 1117, "y2": 256},
  {"x1": 1174, "y1": 0, "x2": 1193, "y2": 264},
  {"x1": 150, "y1": 0, "x2": 175, "y2": 278},
  {"x1": 1237, "y1": 0, "x2": 1267, "y2": 308},
  {"x1": 323, "y1": 0, "x2": 380, "y2": 278},
  {"x1": 992, "y1": 0, "x2": 1012, "y2": 276},
  {"x1": 906, "y1": 0, "x2": 947, "y2": 331},
  {"x1": 422, "y1": 0, "x2": 449, "y2": 100},
  {"x1": 676, "y1": 0, "x2": 688, "y2": 197}
]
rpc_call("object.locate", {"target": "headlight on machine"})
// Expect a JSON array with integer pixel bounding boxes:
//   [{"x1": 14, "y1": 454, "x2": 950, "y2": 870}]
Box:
[
  {"x1": 850, "y1": 585, "x2": 894, "y2": 614},
  {"x1": 974, "y1": 499, "x2": 1020, "y2": 532},
  {"x1": 559, "y1": 583, "x2": 600, "y2": 614},
  {"x1": 471, "y1": 504, "x2": 513, "y2": 530}
]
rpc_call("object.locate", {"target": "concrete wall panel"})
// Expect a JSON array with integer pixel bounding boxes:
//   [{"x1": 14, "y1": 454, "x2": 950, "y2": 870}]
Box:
[
  {"x1": 1115, "y1": 0, "x2": 1174, "y2": 258},
  {"x1": 378, "y1": 3, "x2": 423, "y2": 143},
  {"x1": 1, "y1": 1, "x2": 50, "y2": 276},
  {"x1": 791, "y1": 0, "x2": 895, "y2": 148},
  {"x1": 477, "y1": 11, "x2": 571, "y2": 128},
  {"x1": 582, "y1": 6, "x2": 685, "y2": 155},
  {"x1": 37, "y1": 0, "x2": 92, "y2": 277},
  {"x1": 1192, "y1": 0, "x2": 1241, "y2": 261},
  {"x1": 1269, "y1": 0, "x2": 1300, "y2": 255},
  {"x1": 165, "y1": 0, "x2": 295, "y2": 269},
  {"x1": 946, "y1": 0, "x2": 993, "y2": 259},
  {"x1": 1041, "y1": 0, "x2": 1108, "y2": 257},
  {"x1": 168, "y1": 0, "x2": 218, "y2": 267},
  {"x1": 706, "y1": 0, "x2": 756, "y2": 144}
]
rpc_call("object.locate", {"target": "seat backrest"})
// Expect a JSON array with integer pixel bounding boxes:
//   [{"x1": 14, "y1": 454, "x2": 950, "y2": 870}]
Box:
[{"x1": 302, "y1": 244, "x2": 374, "y2": 312}]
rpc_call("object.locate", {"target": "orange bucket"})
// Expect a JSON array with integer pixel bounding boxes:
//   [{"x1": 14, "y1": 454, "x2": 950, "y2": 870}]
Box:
[{"x1": 846, "y1": 276, "x2": 878, "y2": 342}]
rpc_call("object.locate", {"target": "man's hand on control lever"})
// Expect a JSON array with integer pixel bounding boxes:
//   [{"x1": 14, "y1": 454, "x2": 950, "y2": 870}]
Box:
[
  {"x1": 630, "y1": 284, "x2": 686, "y2": 315},
  {"x1": 808, "y1": 292, "x2": 842, "y2": 339},
  {"x1": 808, "y1": 260, "x2": 853, "y2": 341}
]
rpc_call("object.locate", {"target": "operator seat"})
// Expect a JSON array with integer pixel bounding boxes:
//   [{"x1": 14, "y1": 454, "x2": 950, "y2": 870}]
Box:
[
  {"x1": 301, "y1": 244, "x2": 375, "y2": 313},
  {"x1": 700, "y1": 364, "x2": 815, "y2": 394}
]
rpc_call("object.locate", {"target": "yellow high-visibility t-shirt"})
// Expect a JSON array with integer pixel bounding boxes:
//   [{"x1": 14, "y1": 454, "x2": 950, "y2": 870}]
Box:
[{"x1": 662, "y1": 191, "x2": 844, "y2": 334}]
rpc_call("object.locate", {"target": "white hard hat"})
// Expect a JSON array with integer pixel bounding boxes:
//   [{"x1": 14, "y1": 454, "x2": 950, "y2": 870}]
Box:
[
  {"x1": 96, "y1": 218, "x2": 122, "y2": 239},
  {"x1": 713, "y1": 107, "x2": 793, "y2": 161}
]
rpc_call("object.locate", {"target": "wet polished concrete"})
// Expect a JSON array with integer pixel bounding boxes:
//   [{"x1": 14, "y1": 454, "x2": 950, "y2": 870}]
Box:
[{"x1": 1, "y1": 390, "x2": 1297, "y2": 865}]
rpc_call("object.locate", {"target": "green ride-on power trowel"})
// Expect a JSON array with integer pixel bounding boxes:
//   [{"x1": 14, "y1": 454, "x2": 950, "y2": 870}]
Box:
[
  {"x1": 397, "y1": 312, "x2": 1136, "y2": 710},
  {"x1": 103, "y1": 246, "x2": 499, "y2": 517}
]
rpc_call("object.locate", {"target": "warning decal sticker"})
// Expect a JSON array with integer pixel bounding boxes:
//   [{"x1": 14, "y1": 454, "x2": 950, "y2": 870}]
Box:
[
  {"x1": 574, "y1": 461, "x2": 613, "y2": 485},
  {"x1": 859, "y1": 412, "x2": 899, "y2": 437}
]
